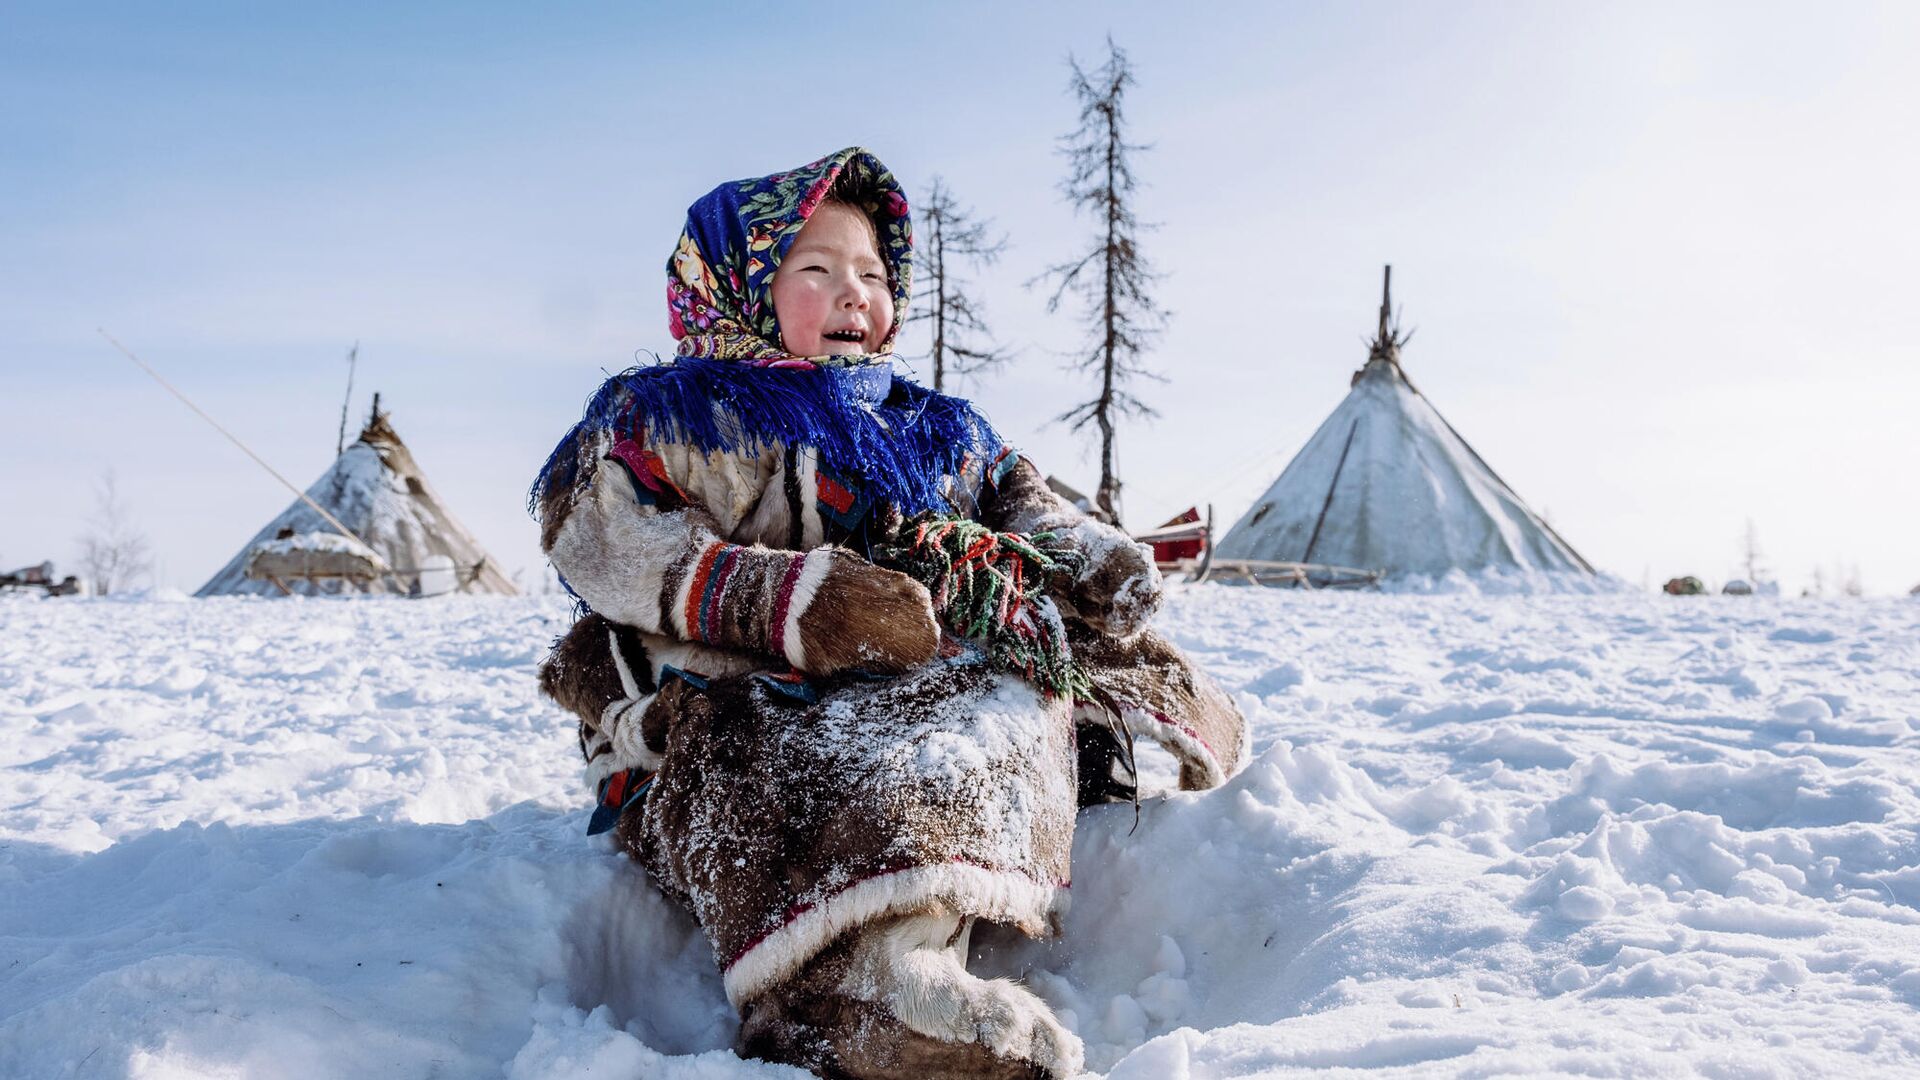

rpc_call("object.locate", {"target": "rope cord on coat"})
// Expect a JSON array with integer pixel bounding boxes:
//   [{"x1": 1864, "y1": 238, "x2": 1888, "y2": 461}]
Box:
[{"x1": 874, "y1": 514, "x2": 1093, "y2": 701}]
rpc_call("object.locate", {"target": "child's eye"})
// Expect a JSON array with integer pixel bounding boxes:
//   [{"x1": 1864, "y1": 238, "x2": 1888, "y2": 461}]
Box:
[{"x1": 862, "y1": 271, "x2": 885, "y2": 282}]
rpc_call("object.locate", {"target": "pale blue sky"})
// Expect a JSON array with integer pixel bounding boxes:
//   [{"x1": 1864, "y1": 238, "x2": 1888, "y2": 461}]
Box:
[{"x1": 5, "y1": 2, "x2": 1917, "y2": 594}]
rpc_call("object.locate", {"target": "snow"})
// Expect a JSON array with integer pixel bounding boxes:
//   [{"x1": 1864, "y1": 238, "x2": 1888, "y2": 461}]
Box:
[
  {"x1": 248, "y1": 530, "x2": 377, "y2": 559},
  {"x1": 4, "y1": 587, "x2": 1919, "y2": 1077}
]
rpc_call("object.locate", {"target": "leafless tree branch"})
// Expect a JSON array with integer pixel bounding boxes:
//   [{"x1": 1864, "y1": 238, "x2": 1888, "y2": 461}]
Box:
[
  {"x1": 77, "y1": 469, "x2": 153, "y2": 595},
  {"x1": 908, "y1": 176, "x2": 1012, "y2": 392},
  {"x1": 1030, "y1": 37, "x2": 1168, "y2": 522}
]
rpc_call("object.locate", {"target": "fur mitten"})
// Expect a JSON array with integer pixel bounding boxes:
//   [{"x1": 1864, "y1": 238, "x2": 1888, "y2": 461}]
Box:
[
  {"x1": 980, "y1": 456, "x2": 1163, "y2": 640},
  {"x1": 538, "y1": 612, "x2": 673, "y2": 776},
  {"x1": 773, "y1": 547, "x2": 941, "y2": 676},
  {"x1": 671, "y1": 542, "x2": 938, "y2": 676},
  {"x1": 1048, "y1": 519, "x2": 1164, "y2": 640},
  {"x1": 679, "y1": 538, "x2": 940, "y2": 672}
]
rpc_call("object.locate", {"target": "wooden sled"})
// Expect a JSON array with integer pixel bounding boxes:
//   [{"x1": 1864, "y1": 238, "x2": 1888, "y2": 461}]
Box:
[{"x1": 1197, "y1": 558, "x2": 1383, "y2": 590}]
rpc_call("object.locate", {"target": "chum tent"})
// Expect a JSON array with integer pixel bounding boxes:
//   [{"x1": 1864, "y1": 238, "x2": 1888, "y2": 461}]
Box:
[
  {"x1": 197, "y1": 400, "x2": 518, "y2": 597},
  {"x1": 1213, "y1": 268, "x2": 1593, "y2": 583}
]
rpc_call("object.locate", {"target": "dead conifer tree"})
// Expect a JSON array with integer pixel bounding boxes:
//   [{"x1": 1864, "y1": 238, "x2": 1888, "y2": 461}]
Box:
[
  {"x1": 910, "y1": 176, "x2": 1009, "y2": 392},
  {"x1": 1035, "y1": 37, "x2": 1167, "y2": 524}
]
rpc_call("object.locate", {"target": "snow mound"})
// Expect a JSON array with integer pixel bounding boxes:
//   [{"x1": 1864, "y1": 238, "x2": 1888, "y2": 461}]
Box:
[{"x1": 4, "y1": 589, "x2": 1919, "y2": 1076}]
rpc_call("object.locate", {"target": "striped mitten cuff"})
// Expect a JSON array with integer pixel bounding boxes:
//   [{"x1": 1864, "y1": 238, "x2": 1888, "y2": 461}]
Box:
[{"x1": 675, "y1": 543, "x2": 938, "y2": 676}]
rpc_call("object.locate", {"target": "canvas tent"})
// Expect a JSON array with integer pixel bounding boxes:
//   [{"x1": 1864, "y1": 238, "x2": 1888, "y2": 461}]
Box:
[
  {"x1": 197, "y1": 402, "x2": 518, "y2": 597},
  {"x1": 1213, "y1": 268, "x2": 1593, "y2": 582}
]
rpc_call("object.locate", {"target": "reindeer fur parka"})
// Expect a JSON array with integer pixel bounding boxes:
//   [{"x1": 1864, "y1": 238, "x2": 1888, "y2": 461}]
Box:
[{"x1": 532, "y1": 147, "x2": 1245, "y2": 1017}]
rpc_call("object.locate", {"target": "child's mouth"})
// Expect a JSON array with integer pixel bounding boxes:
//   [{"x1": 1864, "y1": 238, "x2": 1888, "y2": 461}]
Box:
[{"x1": 823, "y1": 330, "x2": 866, "y2": 345}]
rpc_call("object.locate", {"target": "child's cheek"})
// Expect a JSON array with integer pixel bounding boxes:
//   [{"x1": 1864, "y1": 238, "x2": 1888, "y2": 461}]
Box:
[
  {"x1": 777, "y1": 294, "x2": 820, "y2": 353},
  {"x1": 769, "y1": 281, "x2": 799, "y2": 350}
]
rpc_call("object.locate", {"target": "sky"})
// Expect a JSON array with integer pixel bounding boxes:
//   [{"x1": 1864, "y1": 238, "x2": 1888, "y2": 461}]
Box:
[{"x1": 4, "y1": 1, "x2": 1917, "y2": 596}]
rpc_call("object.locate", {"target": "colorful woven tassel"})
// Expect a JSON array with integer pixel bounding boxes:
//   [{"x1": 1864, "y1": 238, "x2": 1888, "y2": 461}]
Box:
[{"x1": 876, "y1": 514, "x2": 1091, "y2": 700}]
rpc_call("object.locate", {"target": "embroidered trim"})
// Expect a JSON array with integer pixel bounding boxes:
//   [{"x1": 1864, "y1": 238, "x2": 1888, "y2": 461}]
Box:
[
  {"x1": 586, "y1": 766, "x2": 655, "y2": 836},
  {"x1": 815, "y1": 466, "x2": 871, "y2": 535},
  {"x1": 988, "y1": 445, "x2": 1019, "y2": 487},
  {"x1": 753, "y1": 667, "x2": 820, "y2": 705},
  {"x1": 681, "y1": 543, "x2": 727, "y2": 643},
  {"x1": 766, "y1": 552, "x2": 808, "y2": 659},
  {"x1": 698, "y1": 546, "x2": 741, "y2": 644},
  {"x1": 817, "y1": 471, "x2": 855, "y2": 515}
]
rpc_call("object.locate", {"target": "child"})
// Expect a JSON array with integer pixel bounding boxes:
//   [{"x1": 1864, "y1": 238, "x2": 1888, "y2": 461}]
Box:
[{"x1": 533, "y1": 147, "x2": 1244, "y2": 1079}]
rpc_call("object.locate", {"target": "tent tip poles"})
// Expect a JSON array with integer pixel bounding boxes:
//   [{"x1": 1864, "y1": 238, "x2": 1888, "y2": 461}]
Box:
[{"x1": 97, "y1": 328, "x2": 388, "y2": 569}]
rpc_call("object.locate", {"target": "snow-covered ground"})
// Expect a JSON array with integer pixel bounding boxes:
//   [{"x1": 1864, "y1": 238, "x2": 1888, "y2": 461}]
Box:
[{"x1": 4, "y1": 587, "x2": 1918, "y2": 1078}]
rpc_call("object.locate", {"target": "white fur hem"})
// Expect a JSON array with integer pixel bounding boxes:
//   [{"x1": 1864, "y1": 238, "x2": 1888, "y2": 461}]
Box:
[
  {"x1": 583, "y1": 696, "x2": 660, "y2": 792},
  {"x1": 1121, "y1": 705, "x2": 1228, "y2": 789},
  {"x1": 722, "y1": 863, "x2": 1065, "y2": 1006},
  {"x1": 779, "y1": 548, "x2": 836, "y2": 671}
]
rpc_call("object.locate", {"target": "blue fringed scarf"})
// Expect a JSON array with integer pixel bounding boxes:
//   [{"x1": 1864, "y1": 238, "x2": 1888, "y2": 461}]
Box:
[
  {"x1": 531, "y1": 356, "x2": 1003, "y2": 520},
  {"x1": 533, "y1": 148, "x2": 1090, "y2": 703},
  {"x1": 533, "y1": 148, "x2": 1008, "y2": 525}
]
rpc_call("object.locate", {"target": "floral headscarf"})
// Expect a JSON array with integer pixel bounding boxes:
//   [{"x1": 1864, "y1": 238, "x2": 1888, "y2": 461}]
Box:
[
  {"x1": 668, "y1": 147, "x2": 913, "y2": 368},
  {"x1": 531, "y1": 148, "x2": 1002, "y2": 528}
]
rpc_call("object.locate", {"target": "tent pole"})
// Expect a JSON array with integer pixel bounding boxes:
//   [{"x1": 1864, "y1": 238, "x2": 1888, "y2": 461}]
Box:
[
  {"x1": 1301, "y1": 418, "x2": 1360, "y2": 566},
  {"x1": 336, "y1": 341, "x2": 359, "y2": 456},
  {"x1": 1378, "y1": 264, "x2": 1392, "y2": 343},
  {"x1": 99, "y1": 328, "x2": 390, "y2": 571}
]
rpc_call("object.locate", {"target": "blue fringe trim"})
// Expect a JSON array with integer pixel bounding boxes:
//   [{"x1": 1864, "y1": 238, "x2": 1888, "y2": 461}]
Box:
[{"x1": 530, "y1": 357, "x2": 1003, "y2": 524}]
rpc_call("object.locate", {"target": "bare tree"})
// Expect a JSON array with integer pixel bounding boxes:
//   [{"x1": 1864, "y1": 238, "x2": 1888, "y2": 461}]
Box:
[
  {"x1": 77, "y1": 470, "x2": 153, "y2": 595},
  {"x1": 1035, "y1": 37, "x2": 1167, "y2": 524},
  {"x1": 1741, "y1": 518, "x2": 1767, "y2": 584},
  {"x1": 910, "y1": 177, "x2": 1009, "y2": 392}
]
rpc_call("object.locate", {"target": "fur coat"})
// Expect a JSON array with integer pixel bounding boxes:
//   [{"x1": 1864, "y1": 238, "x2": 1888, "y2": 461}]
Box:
[
  {"x1": 536, "y1": 433, "x2": 1245, "y2": 1006},
  {"x1": 532, "y1": 146, "x2": 1246, "y2": 1015}
]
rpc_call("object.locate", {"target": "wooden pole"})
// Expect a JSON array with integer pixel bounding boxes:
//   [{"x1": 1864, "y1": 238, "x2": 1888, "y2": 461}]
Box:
[
  {"x1": 336, "y1": 341, "x2": 359, "y2": 456},
  {"x1": 99, "y1": 329, "x2": 390, "y2": 571},
  {"x1": 1378, "y1": 264, "x2": 1393, "y2": 343}
]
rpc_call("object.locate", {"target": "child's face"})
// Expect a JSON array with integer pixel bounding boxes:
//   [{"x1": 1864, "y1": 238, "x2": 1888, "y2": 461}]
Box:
[{"x1": 770, "y1": 201, "x2": 894, "y2": 356}]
